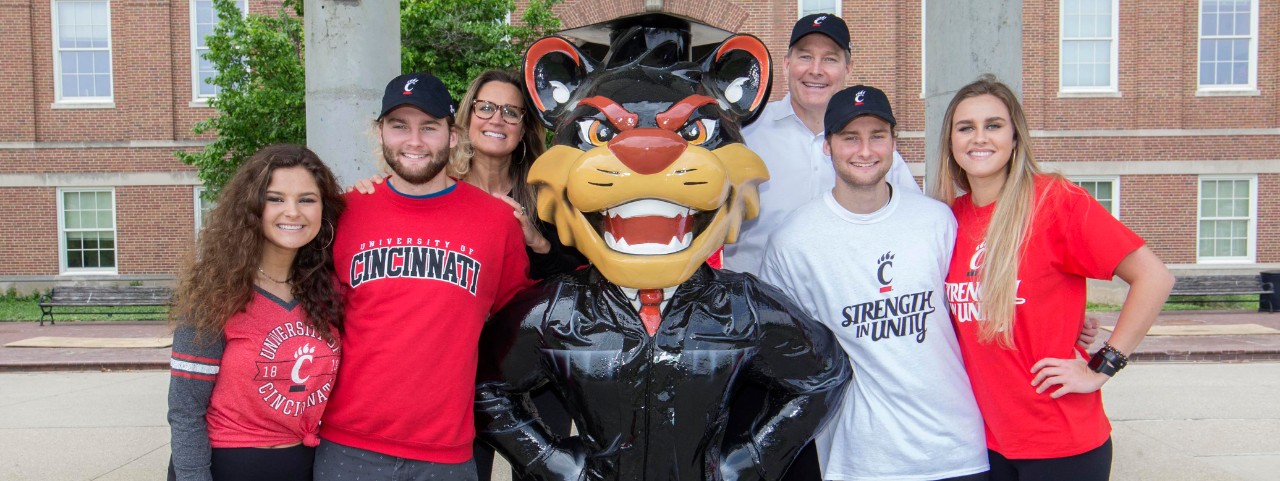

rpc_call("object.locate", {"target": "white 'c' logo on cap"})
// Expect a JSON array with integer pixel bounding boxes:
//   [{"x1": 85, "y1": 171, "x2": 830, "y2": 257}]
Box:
[
  {"x1": 854, "y1": 90, "x2": 866, "y2": 105},
  {"x1": 814, "y1": 15, "x2": 827, "y2": 26},
  {"x1": 403, "y1": 78, "x2": 419, "y2": 95}
]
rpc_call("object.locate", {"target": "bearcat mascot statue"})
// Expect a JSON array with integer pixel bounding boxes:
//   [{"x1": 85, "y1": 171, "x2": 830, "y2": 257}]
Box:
[{"x1": 474, "y1": 14, "x2": 851, "y2": 481}]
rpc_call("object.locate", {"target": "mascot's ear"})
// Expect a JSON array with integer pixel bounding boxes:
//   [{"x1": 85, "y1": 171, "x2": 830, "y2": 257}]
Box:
[
  {"x1": 701, "y1": 34, "x2": 772, "y2": 126},
  {"x1": 524, "y1": 36, "x2": 598, "y2": 129}
]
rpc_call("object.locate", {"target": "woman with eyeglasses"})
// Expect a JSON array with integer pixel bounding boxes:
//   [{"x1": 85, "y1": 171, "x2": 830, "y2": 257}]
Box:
[
  {"x1": 452, "y1": 69, "x2": 585, "y2": 481},
  {"x1": 449, "y1": 69, "x2": 588, "y2": 281}
]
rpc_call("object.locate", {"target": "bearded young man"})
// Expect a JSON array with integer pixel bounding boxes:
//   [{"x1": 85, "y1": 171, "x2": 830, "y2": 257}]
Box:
[{"x1": 314, "y1": 72, "x2": 532, "y2": 481}]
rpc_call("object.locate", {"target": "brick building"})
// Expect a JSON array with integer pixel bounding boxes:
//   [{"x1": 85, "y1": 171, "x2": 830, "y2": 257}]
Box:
[{"x1": 1, "y1": 0, "x2": 1276, "y2": 292}]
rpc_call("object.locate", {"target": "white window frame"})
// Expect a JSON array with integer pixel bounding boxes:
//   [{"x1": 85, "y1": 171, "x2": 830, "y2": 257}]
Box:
[
  {"x1": 1069, "y1": 176, "x2": 1120, "y2": 218},
  {"x1": 51, "y1": 0, "x2": 114, "y2": 107},
  {"x1": 57, "y1": 187, "x2": 118, "y2": 274},
  {"x1": 1196, "y1": 175, "x2": 1257, "y2": 263},
  {"x1": 798, "y1": 0, "x2": 841, "y2": 18},
  {"x1": 1058, "y1": 0, "x2": 1119, "y2": 95},
  {"x1": 191, "y1": 0, "x2": 247, "y2": 104},
  {"x1": 193, "y1": 186, "x2": 215, "y2": 236},
  {"x1": 1196, "y1": 0, "x2": 1259, "y2": 94}
]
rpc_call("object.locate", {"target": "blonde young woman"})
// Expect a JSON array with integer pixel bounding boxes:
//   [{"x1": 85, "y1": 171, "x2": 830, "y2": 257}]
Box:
[{"x1": 931, "y1": 75, "x2": 1173, "y2": 481}]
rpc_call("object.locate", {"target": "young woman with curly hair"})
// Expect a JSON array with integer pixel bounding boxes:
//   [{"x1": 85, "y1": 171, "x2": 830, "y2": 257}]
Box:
[
  {"x1": 932, "y1": 76, "x2": 1173, "y2": 481},
  {"x1": 167, "y1": 144, "x2": 346, "y2": 481}
]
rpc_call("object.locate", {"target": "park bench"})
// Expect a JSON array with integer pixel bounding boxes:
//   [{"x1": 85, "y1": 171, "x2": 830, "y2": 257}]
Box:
[
  {"x1": 1168, "y1": 275, "x2": 1275, "y2": 312},
  {"x1": 37, "y1": 286, "x2": 173, "y2": 326}
]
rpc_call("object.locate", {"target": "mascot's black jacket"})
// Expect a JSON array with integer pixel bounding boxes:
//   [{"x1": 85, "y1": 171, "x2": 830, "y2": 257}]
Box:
[{"x1": 475, "y1": 265, "x2": 851, "y2": 481}]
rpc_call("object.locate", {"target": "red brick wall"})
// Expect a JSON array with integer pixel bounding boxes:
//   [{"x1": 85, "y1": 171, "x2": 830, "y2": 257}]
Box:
[
  {"x1": 0, "y1": 187, "x2": 59, "y2": 275},
  {"x1": 0, "y1": 148, "x2": 197, "y2": 174},
  {"x1": 0, "y1": 1, "x2": 36, "y2": 142},
  {"x1": 1024, "y1": 1, "x2": 1278, "y2": 132},
  {"x1": 1121, "y1": 175, "x2": 1199, "y2": 263},
  {"x1": 116, "y1": 185, "x2": 196, "y2": 275},
  {"x1": 1256, "y1": 174, "x2": 1279, "y2": 264}
]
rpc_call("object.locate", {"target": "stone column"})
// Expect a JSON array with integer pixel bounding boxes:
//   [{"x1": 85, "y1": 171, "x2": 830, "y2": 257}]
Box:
[
  {"x1": 304, "y1": 0, "x2": 400, "y2": 186},
  {"x1": 923, "y1": 0, "x2": 1022, "y2": 193}
]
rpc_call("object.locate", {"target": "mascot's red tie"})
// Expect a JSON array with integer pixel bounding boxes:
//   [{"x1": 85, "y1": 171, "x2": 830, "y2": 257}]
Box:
[{"x1": 639, "y1": 289, "x2": 664, "y2": 336}]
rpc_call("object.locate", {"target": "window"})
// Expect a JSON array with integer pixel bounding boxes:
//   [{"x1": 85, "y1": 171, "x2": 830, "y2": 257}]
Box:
[
  {"x1": 53, "y1": 0, "x2": 113, "y2": 102},
  {"x1": 192, "y1": 0, "x2": 247, "y2": 100},
  {"x1": 1070, "y1": 177, "x2": 1119, "y2": 218},
  {"x1": 1198, "y1": 0, "x2": 1257, "y2": 91},
  {"x1": 1059, "y1": 0, "x2": 1118, "y2": 92},
  {"x1": 1197, "y1": 176, "x2": 1256, "y2": 262},
  {"x1": 194, "y1": 186, "x2": 215, "y2": 235},
  {"x1": 799, "y1": 0, "x2": 840, "y2": 17},
  {"x1": 58, "y1": 188, "x2": 117, "y2": 273}
]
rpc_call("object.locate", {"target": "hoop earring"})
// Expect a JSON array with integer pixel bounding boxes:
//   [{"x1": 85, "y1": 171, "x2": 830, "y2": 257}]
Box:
[{"x1": 315, "y1": 218, "x2": 335, "y2": 251}]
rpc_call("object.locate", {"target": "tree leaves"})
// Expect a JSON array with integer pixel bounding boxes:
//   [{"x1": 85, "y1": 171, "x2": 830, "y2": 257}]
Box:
[{"x1": 179, "y1": 0, "x2": 560, "y2": 196}]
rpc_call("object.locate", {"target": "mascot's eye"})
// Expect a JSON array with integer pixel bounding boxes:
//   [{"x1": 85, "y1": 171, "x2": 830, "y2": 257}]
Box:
[
  {"x1": 576, "y1": 119, "x2": 616, "y2": 147},
  {"x1": 678, "y1": 119, "x2": 718, "y2": 145}
]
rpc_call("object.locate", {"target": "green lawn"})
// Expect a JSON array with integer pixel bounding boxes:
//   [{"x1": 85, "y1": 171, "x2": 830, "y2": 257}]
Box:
[
  {"x1": 0, "y1": 291, "x2": 169, "y2": 322},
  {"x1": 1089, "y1": 294, "x2": 1260, "y2": 312}
]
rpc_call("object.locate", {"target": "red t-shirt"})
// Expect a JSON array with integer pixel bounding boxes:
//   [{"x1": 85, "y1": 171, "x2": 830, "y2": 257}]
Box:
[
  {"x1": 944, "y1": 175, "x2": 1143, "y2": 459},
  {"x1": 322, "y1": 181, "x2": 532, "y2": 463},
  {"x1": 206, "y1": 290, "x2": 341, "y2": 448}
]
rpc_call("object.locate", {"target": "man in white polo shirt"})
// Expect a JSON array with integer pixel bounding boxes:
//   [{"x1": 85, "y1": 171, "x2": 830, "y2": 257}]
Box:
[{"x1": 724, "y1": 13, "x2": 920, "y2": 275}]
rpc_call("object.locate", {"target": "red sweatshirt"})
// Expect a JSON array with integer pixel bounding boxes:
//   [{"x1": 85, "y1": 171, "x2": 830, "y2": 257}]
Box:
[{"x1": 321, "y1": 180, "x2": 531, "y2": 462}]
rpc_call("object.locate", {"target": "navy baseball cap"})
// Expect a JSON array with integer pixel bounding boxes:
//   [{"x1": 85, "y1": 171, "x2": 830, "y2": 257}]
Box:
[
  {"x1": 824, "y1": 85, "x2": 896, "y2": 137},
  {"x1": 379, "y1": 72, "x2": 456, "y2": 120},
  {"x1": 790, "y1": 13, "x2": 851, "y2": 53}
]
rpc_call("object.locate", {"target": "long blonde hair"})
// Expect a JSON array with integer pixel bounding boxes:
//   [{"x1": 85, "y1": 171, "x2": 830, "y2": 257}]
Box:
[{"x1": 930, "y1": 75, "x2": 1043, "y2": 348}]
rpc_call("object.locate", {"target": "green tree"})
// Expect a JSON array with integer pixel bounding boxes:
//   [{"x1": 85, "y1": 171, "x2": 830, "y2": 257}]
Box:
[
  {"x1": 401, "y1": 0, "x2": 561, "y2": 95},
  {"x1": 181, "y1": 0, "x2": 561, "y2": 195},
  {"x1": 178, "y1": 0, "x2": 306, "y2": 194}
]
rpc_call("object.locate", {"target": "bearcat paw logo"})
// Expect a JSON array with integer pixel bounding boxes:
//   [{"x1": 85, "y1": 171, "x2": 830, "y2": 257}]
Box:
[
  {"x1": 294, "y1": 343, "x2": 315, "y2": 359},
  {"x1": 876, "y1": 252, "x2": 895, "y2": 292}
]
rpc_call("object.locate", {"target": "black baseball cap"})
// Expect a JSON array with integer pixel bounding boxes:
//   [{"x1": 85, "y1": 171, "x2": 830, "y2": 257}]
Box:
[
  {"x1": 790, "y1": 13, "x2": 851, "y2": 53},
  {"x1": 824, "y1": 85, "x2": 896, "y2": 137},
  {"x1": 378, "y1": 72, "x2": 456, "y2": 120}
]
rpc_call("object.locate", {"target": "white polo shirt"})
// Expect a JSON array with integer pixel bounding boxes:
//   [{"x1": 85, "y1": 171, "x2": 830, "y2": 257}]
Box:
[{"x1": 723, "y1": 94, "x2": 920, "y2": 275}]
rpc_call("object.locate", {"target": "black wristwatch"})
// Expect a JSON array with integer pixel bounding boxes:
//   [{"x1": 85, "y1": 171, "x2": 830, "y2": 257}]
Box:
[{"x1": 1088, "y1": 342, "x2": 1129, "y2": 376}]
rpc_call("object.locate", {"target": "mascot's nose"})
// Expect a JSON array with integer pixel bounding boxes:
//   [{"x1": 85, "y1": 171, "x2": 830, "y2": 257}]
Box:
[{"x1": 609, "y1": 129, "x2": 688, "y2": 175}]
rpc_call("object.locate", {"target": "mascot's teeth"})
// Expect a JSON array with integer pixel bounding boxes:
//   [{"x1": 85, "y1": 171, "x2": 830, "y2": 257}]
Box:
[
  {"x1": 606, "y1": 199, "x2": 693, "y2": 219},
  {"x1": 601, "y1": 199, "x2": 697, "y2": 255},
  {"x1": 604, "y1": 232, "x2": 694, "y2": 255}
]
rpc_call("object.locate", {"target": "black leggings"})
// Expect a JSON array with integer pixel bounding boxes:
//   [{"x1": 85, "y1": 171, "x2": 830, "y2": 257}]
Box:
[
  {"x1": 168, "y1": 444, "x2": 314, "y2": 481},
  {"x1": 987, "y1": 438, "x2": 1112, "y2": 481}
]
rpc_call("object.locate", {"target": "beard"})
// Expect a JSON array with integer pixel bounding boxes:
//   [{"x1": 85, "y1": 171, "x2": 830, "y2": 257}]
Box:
[{"x1": 383, "y1": 144, "x2": 450, "y2": 185}]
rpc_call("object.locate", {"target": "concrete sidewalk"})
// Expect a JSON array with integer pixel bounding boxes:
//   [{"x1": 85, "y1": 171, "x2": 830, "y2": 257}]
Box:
[
  {"x1": 1, "y1": 308, "x2": 1279, "y2": 372},
  {"x1": 2, "y1": 364, "x2": 1277, "y2": 481}
]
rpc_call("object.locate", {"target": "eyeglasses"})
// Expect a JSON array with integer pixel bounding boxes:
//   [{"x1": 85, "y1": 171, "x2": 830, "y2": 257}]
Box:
[{"x1": 472, "y1": 99, "x2": 525, "y2": 125}]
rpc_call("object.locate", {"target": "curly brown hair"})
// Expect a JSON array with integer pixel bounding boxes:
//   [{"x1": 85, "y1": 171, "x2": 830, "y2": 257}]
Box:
[{"x1": 173, "y1": 144, "x2": 346, "y2": 343}]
